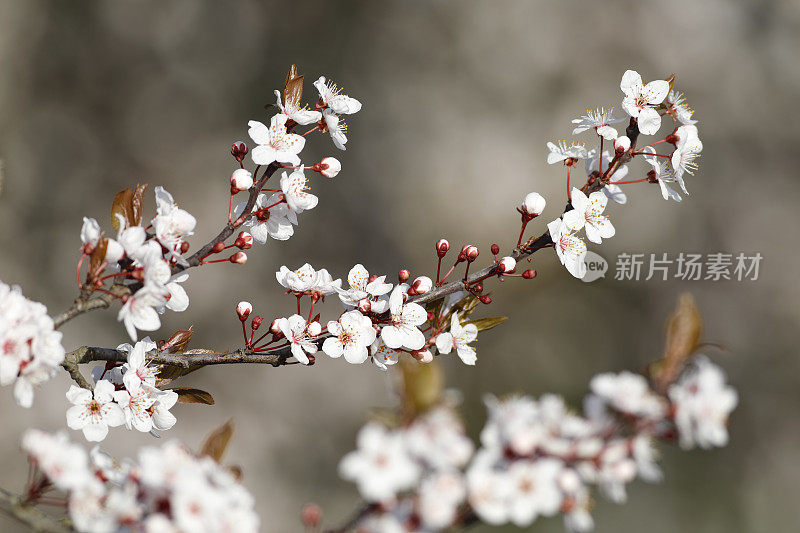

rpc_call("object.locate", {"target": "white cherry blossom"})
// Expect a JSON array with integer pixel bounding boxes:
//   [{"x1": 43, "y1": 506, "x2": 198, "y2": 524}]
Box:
[
  {"x1": 276, "y1": 264, "x2": 341, "y2": 295},
  {"x1": 586, "y1": 148, "x2": 629, "y2": 205},
  {"x1": 669, "y1": 356, "x2": 738, "y2": 449},
  {"x1": 671, "y1": 124, "x2": 703, "y2": 181},
  {"x1": 118, "y1": 283, "x2": 169, "y2": 341},
  {"x1": 248, "y1": 114, "x2": 306, "y2": 166},
  {"x1": 338, "y1": 422, "x2": 420, "y2": 502},
  {"x1": 313, "y1": 76, "x2": 362, "y2": 115},
  {"x1": 280, "y1": 168, "x2": 318, "y2": 213},
  {"x1": 619, "y1": 70, "x2": 670, "y2": 135},
  {"x1": 322, "y1": 310, "x2": 377, "y2": 364},
  {"x1": 273, "y1": 89, "x2": 321, "y2": 125},
  {"x1": 435, "y1": 314, "x2": 478, "y2": 365},
  {"x1": 119, "y1": 337, "x2": 158, "y2": 392},
  {"x1": 563, "y1": 187, "x2": 615, "y2": 244},
  {"x1": 664, "y1": 90, "x2": 696, "y2": 125},
  {"x1": 643, "y1": 146, "x2": 683, "y2": 201},
  {"x1": 370, "y1": 338, "x2": 400, "y2": 371},
  {"x1": 151, "y1": 186, "x2": 196, "y2": 265},
  {"x1": 547, "y1": 217, "x2": 587, "y2": 279},
  {"x1": 506, "y1": 458, "x2": 564, "y2": 526},
  {"x1": 380, "y1": 286, "x2": 427, "y2": 351},
  {"x1": 66, "y1": 380, "x2": 125, "y2": 442},
  {"x1": 235, "y1": 192, "x2": 297, "y2": 243},
  {"x1": 547, "y1": 141, "x2": 588, "y2": 164},
  {"x1": 80, "y1": 217, "x2": 102, "y2": 247},
  {"x1": 571, "y1": 107, "x2": 624, "y2": 140},
  {"x1": 276, "y1": 314, "x2": 321, "y2": 365},
  {"x1": 337, "y1": 264, "x2": 393, "y2": 311},
  {"x1": 322, "y1": 108, "x2": 348, "y2": 150}
]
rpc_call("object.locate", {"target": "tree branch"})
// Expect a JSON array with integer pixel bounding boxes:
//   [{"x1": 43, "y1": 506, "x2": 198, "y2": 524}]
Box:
[{"x1": 0, "y1": 488, "x2": 73, "y2": 533}]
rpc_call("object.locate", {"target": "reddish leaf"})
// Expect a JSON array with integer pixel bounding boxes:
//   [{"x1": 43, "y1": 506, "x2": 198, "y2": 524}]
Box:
[
  {"x1": 131, "y1": 183, "x2": 148, "y2": 226},
  {"x1": 173, "y1": 388, "x2": 215, "y2": 405},
  {"x1": 161, "y1": 327, "x2": 194, "y2": 354},
  {"x1": 110, "y1": 188, "x2": 135, "y2": 232},
  {"x1": 88, "y1": 237, "x2": 108, "y2": 276},
  {"x1": 200, "y1": 419, "x2": 234, "y2": 463}
]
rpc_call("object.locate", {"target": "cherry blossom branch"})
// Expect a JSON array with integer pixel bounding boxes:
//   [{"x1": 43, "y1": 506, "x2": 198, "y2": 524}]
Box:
[
  {"x1": 0, "y1": 487, "x2": 73, "y2": 533},
  {"x1": 64, "y1": 345, "x2": 291, "y2": 368}
]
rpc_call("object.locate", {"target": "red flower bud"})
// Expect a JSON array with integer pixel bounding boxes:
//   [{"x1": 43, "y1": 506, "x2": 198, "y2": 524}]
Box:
[
  {"x1": 229, "y1": 251, "x2": 247, "y2": 264},
  {"x1": 398, "y1": 269, "x2": 410, "y2": 283},
  {"x1": 436, "y1": 239, "x2": 450, "y2": 258},
  {"x1": 522, "y1": 268, "x2": 537, "y2": 279},
  {"x1": 479, "y1": 295, "x2": 492, "y2": 304},
  {"x1": 491, "y1": 243, "x2": 500, "y2": 255}
]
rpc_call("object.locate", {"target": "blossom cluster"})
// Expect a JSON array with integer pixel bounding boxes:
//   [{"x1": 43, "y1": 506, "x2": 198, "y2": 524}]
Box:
[
  {"x1": 0, "y1": 281, "x2": 65, "y2": 407},
  {"x1": 240, "y1": 262, "x2": 481, "y2": 370},
  {"x1": 80, "y1": 186, "x2": 196, "y2": 341},
  {"x1": 336, "y1": 355, "x2": 737, "y2": 532},
  {"x1": 546, "y1": 69, "x2": 703, "y2": 279},
  {"x1": 66, "y1": 338, "x2": 177, "y2": 442},
  {"x1": 21, "y1": 430, "x2": 259, "y2": 533}
]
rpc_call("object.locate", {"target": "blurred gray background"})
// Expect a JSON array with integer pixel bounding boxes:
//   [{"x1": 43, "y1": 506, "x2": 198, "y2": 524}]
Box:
[{"x1": 0, "y1": 0, "x2": 797, "y2": 531}]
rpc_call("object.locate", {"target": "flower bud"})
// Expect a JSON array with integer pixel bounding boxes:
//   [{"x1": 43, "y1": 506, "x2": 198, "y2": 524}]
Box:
[
  {"x1": 465, "y1": 246, "x2": 479, "y2": 262},
  {"x1": 490, "y1": 243, "x2": 500, "y2": 255},
  {"x1": 231, "y1": 141, "x2": 248, "y2": 161},
  {"x1": 412, "y1": 276, "x2": 432, "y2": 294},
  {"x1": 478, "y1": 295, "x2": 492, "y2": 304},
  {"x1": 614, "y1": 136, "x2": 631, "y2": 153},
  {"x1": 522, "y1": 268, "x2": 537, "y2": 279},
  {"x1": 398, "y1": 269, "x2": 410, "y2": 283},
  {"x1": 251, "y1": 315, "x2": 263, "y2": 330},
  {"x1": 270, "y1": 319, "x2": 282, "y2": 336},
  {"x1": 212, "y1": 241, "x2": 226, "y2": 254},
  {"x1": 497, "y1": 256, "x2": 516, "y2": 273},
  {"x1": 236, "y1": 301, "x2": 252, "y2": 321},
  {"x1": 436, "y1": 239, "x2": 450, "y2": 258},
  {"x1": 80, "y1": 217, "x2": 101, "y2": 247},
  {"x1": 179, "y1": 241, "x2": 190, "y2": 254},
  {"x1": 234, "y1": 231, "x2": 253, "y2": 249},
  {"x1": 229, "y1": 251, "x2": 248, "y2": 264},
  {"x1": 472, "y1": 283, "x2": 483, "y2": 294},
  {"x1": 314, "y1": 157, "x2": 341, "y2": 178},
  {"x1": 357, "y1": 299, "x2": 372, "y2": 314},
  {"x1": 522, "y1": 192, "x2": 546, "y2": 217},
  {"x1": 665, "y1": 133, "x2": 679, "y2": 145},
  {"x1": 230, "y1": 168, "x2": 254, "y2": 192},
  {"x1": 301, "y1": 504, "x2": 323, "y2": 528},
  {"x1": 412, "y1": 349, "x2": 433, "y2": 363}
]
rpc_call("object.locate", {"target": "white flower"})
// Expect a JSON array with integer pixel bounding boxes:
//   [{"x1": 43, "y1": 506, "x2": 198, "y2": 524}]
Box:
[
  {"x1": 466, "y1": 449, "x2": 511, "y2": 525},
  {"x1": 322, "y1": 109, "x2": 348, "y2": 150},
  {"x1": 66, "y1": 380, "x2": 125, "y2": 442},
  {"x1": 522, "y1": 192, "x2": 546, "y2": 216},
  {"x1": 405, "y1": 407, "x2": 474, "y2": 470},
  {"x1": 571, "y1": 107, "x2": 624, "y2": 140},
  {"x1": 337, "y1": 264, "x2": 393, "y2": 312},
  {"x1": 114, "y1": 384, "x2": 178, "y2": 433},
  {"x1": 506, "y1": 458, "x2": 564, "y2": 527},
  {"x1": 273, "y1": 89, "x2": 321, "y2": 125},
  {"x1": 642, "y1": 146, "x2": 683, "y2": 201},
  {"x1": 480, "y1": 395, "x2": 544, "y2": 456},
  {"x1": 380, "y1": 286, "x2": 427, "y2": 351},
  {"x1": 596, "y1": 441, "x2": 637, "y2": 503},
  {"x1": 586, "y1": 148, "x2": 629, "y2": 205},
  {"x1": 313, "y1": 76, "x2": 362, "y2": 115},
  {"x1": 119, "y1": 337, "x2": 158, "y2": 391},
  {"x1": 370, "y1": 338, "x2": 400, "y2": 371},
  {"x1": 118, "y1": 283, "x2": 169, "y2": 341},
  {"x1": 22, "y1": 430, "x2": 93, "y2": 491},
  {"x1": 619, "y1": 69, "x2": 670, "y2": 135},
  {"x1": 0, "y1": 282, "x2": 65, "y2": 407},
  {"x1": 547, "y1": 141, "x2": 588, "y2": 164},
  {"x1": 248, "y1": 114, "x2": 306, "y2": 166},
  {"x1": 590, "y1": 371, "x2": 667, "y2": 419},
  {"x1": 435, "y1": 314, "x2": 478, "y2": 365},
  {"x1": 547, "y1": 218, "x2": 587, "y2": 279},
  {"x1": 141, "y1": 255, "x2": 189, "y2": 313},
  {"x1": 614, "y1": 135, "x2": 631, "y2": 152},
  {"x1": 81, "y1": 217, "x2": 102, "y2": 247},
  {"x1": 280, "y1": 168, "x2": 318, "y2": 213},
  {"x1": 671, "y1": 124, "x2": 702, "y2": 181},
  {"x1": 322, "y1": 310, "x2": 377, "y2": 364},
  {"x1": 664, "y1": 90, "x2": 696, "y2": 125},
  {"x1": 235, "y1": 192, "x2": 297, "y2": 243},
  {"x1": 339, "y1": 422, "x2": 420, "y2": 502},
  {"x1": 418, "y1": 471, "x2": 466, "y2": 530},
  {"x1": 563, "y1": 187, "x2": 615, "y2": 244},
  {"x1": 668, "y1": 356, "x2": 738, "y2": 449},
  {"x1": 276, "y1": 264, "x2": 341, "y2": 295},
  {"x1": 276, "y1": 315, "x2": 321, "y2": 365},
  {"x1": 152, "y1": 186, "x2": 196, "y2": 264}
]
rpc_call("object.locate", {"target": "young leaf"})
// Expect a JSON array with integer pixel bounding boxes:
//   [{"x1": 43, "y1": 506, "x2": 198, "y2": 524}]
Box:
[
  {"x1": 131, "y1": 183, "x2": 148, "y2": 226},
  {"x1": 200, "y1": 419, "x2": 234, "y2": 463},
  {"x1": 173, "y1": 388, "x2": 215, "y2": 405},
  {"x1": 110, "y1": 188, "x2": 135, "y2": 231},
  {"x1": 161, "y1": 327, "x2": 194, "y2": 354},
  {"x1": 88, "y1": 236, "x2": 108, "y2": 276},
  {"x1": 463, "y1": 316, "x2": 508, "y2": 332}
]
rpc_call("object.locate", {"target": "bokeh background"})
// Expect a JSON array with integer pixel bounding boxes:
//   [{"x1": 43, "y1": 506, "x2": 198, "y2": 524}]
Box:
[{"x1": 0, "y1": 0, "x2": 798, "y2": 531}]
